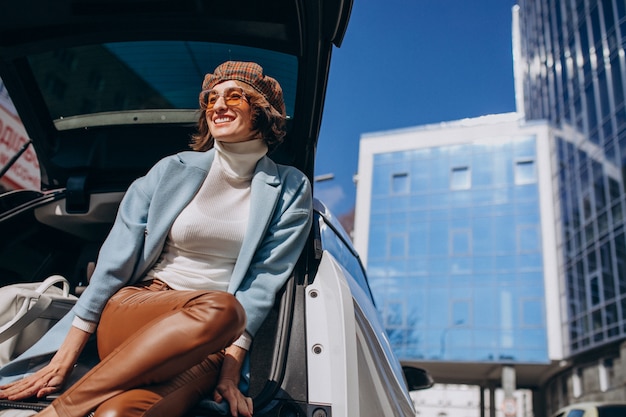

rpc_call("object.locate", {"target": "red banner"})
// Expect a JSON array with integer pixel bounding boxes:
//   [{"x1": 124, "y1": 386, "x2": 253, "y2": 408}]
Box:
[{"x1": 0, "y1": 104, "x2": 40, "y2": 190}]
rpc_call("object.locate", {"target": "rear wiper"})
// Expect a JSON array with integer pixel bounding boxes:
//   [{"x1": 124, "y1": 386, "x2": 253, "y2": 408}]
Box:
[{"x1": 0, "y1": 139, "x2": 32, "y2": 180}]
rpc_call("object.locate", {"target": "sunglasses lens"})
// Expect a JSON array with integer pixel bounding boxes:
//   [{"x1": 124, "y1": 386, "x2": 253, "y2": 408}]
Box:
[
  {"x1": 206, "y1": 93, "x2": 219, "y2": 109},
  {"x1": 225, "y1": 91, "x2": 244, "y2": 106},
  {"x1": 201, "y1": 88, "x2": 245, "y2": 109}
]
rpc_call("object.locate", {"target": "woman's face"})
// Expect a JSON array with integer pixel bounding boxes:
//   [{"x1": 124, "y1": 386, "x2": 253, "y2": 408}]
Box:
[{"x1": 205, "y1": 80, "x2": 255, "y2": 143}]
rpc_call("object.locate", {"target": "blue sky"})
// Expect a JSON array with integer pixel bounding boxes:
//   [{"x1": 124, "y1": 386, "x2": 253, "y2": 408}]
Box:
[{"x1": 314, "y1": 0, "x2": 519, "y2": 217}]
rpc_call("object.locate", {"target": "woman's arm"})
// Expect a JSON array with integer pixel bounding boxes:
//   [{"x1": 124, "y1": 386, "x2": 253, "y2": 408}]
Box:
[
  {"x1": 236, "y1": 171, "x2": 312, "y2": 337},
  {"x1": 214, "y1": 170, "x2": 312, "y2": 416},
  {"x1": 0, "y1": 326, "x2": 91, "y2": 400},
  {"x1": 0, "y1": 157, "x2": 169, "y2": 399},
  {"x1": 0, "y1": 159, "x2": 161, "y2": 399},
  {"x1": 213, "y1": 344, "x2": 253, "y2": 417}
]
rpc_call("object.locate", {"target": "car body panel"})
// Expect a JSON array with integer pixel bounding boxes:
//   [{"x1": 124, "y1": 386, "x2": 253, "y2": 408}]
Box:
[
  {"x1": 306, "y1": 251, "x2": 359, "y2": 415},
  {"x1": 307, "y1": 251, "x2": 416, "y2": 416}
]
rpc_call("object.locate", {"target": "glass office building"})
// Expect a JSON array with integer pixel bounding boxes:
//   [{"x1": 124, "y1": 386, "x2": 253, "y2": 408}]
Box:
[
  {"x1": 367, "y1": 134, "x2": 546, "y2": 363},
  {"x1": 354, "y1": 114, "x2": 563, "y2": 398},
  {"x1": 517, "y1": 0, "x2": 626, "y2": 357},
  {"x1": 514, "y1": 0, "x2": 626, "y2": 409}
]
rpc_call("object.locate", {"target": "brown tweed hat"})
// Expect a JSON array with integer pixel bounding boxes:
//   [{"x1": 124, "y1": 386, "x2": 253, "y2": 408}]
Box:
[{"x1": 201, "y1": 61, "x2": 285, "y2": 116}]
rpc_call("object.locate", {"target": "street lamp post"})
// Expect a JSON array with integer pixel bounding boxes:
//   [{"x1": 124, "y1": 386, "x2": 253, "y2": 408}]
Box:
[{"x1": 439, "y1": 319, "x2": 465, "y2": 359}]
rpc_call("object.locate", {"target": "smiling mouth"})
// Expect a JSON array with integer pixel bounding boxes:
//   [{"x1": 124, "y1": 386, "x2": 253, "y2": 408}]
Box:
[{"x1": 214, "y1": 116, "x2": 234, "y2": 124}]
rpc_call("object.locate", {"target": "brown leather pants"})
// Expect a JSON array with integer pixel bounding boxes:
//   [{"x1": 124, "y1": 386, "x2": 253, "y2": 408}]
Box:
[{"x1": 50, "y1": 280, "x2": 246, "y2": 417}]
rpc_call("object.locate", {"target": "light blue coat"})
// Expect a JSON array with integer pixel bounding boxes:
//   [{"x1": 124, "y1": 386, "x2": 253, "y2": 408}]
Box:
[{"x1": 0, "y1": 149, "x2": 312, "y2": 384}]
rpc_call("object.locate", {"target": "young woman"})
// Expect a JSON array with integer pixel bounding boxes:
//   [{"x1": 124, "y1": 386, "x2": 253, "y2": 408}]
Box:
[{"x1": 0, "y1": 61, "x2": 313, "y2": 417}]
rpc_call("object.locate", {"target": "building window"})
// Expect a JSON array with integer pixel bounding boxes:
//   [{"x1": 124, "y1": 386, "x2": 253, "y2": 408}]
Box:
[
  {"x1": 451, "y1": 300, "x2": 470, "y2": 325},
  {"x1": 521, "y1": 298, "x2": 543, "y2": 326},
  {"x1": 590, "y1": 276, "x2": 601, "y2": 305},
  {"x1": 451, "y1": 229, "x2": 471, "y2": 255},
  {"x1": 388, "y1": 233, "x2": 407, "y2": 259},
  {"x1": 517, "y1": 225, "x2": 540, "y2": 252},
  {"x1": 391, "y1": 172, "x2": 409, "y2": 194},
  {"x1": 450, "y1": 166, "x2": 471, "y2": 190},
  {"x1": 514, "y1": 159, "x2": 537, "y2": 184}
]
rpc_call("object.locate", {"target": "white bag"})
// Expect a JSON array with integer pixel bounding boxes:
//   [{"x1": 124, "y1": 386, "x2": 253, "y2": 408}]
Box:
[{"x1": 0, "y1": 276, "x2": 77, "y2": 366}]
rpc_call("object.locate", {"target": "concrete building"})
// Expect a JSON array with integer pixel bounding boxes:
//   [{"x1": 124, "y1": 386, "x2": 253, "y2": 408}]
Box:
[{"x1": 411, "y1": 384, "x2": 533, "y2": 417}]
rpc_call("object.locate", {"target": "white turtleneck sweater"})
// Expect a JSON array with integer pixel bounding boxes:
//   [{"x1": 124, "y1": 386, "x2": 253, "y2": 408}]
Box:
[
  {"x1": 73, "y1": 138, "x2": 268, "y2": 350},
  {"x1": 145, "y1": 138, "x2": 267, "y2": 291}
]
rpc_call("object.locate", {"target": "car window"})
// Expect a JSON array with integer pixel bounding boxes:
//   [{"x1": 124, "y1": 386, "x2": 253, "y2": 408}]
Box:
[
  {"x1": 565, "y1": 410, "x2": 584, "y2": 417},
  {"x1": 27, "y1": 41, "x2": 297, "y2": 129},
  {"x1": 598, "y1": 405, "x2": 626, "y2": 416},
  {"x1": 316, "y1": 212, "x2": 374, "y2": 302}
]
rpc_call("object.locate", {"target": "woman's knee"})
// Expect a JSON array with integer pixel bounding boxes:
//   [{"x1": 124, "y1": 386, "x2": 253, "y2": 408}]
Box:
[
  {"x1": 94, "y1": 401, "x2": 125, "y2": 417},
  {"x1": 191, "y1": 292, "x2": 246, "y2": 336},
  {"x1": 218, "y1": 292, "x2": 246, "y2": 329}
]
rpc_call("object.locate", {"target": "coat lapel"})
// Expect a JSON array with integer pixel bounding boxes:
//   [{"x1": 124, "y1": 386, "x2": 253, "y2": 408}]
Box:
[
  {"x1": 141, "y1": 150, "x2": 282, "y2": 292},
  {"x1": 141, "y1": 152, "x2": 214, "y2": 273},
  {"x1": 228, "y1": 156, "x2": 281, "y2": 292}
]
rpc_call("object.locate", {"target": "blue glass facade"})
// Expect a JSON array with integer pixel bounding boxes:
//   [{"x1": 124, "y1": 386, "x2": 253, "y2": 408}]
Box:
[
  {"x1": 366, "y1": 135, "x2": 549, "y2": 363},
  {"x1": 555, "y1": 136, "x2": 626, "y2": 353},
  {"x1": 518, "y1": 0, "x2": 626, "y2": 358}
]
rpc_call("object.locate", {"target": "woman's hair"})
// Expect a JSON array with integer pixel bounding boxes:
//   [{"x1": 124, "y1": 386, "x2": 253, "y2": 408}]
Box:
[{"x1": 190, "y1": 86, "x2": 287, "y2": 152}]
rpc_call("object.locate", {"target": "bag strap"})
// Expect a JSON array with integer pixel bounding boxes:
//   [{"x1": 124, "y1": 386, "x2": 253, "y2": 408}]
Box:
[
  {"x1": 0, "y1": 276, "x2": 71, "y2": 344},
  {"x1": 34, "y1": 275, "x2": 70, "y2": 298}
]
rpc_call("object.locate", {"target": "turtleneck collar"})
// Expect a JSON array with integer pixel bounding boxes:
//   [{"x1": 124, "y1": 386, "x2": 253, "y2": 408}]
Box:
[{"x1": 214, "y1": 139, "x2": 268, "y2": 180}]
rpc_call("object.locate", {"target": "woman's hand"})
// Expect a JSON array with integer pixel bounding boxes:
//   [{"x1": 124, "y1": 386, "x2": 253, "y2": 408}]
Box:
[
  {"x1": 214, "y1": 377, "x2": 253, "y2": 417},
  {"x1": 213, "y1": 344, "x2": 252, "y2": 417},
  {"x1": 0, "y1": 325, "x2": 91, "y2": 401},
  {"x1": 0, "y1": 360, "x2": 71, "y2": 400}
]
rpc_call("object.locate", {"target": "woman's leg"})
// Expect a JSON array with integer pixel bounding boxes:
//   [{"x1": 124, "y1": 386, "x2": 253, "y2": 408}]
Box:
[
  {"x1": 93, "y1": 352, "x2": 224, "y2": 417},
  {"x1": 47, "y1": 282, "x2": 246, "y2": 417}
]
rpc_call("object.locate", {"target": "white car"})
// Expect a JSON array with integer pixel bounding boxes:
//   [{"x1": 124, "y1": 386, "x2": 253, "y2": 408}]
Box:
[{"x1": 552, "y1": 402, "x2": 626, "y2": 417}]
